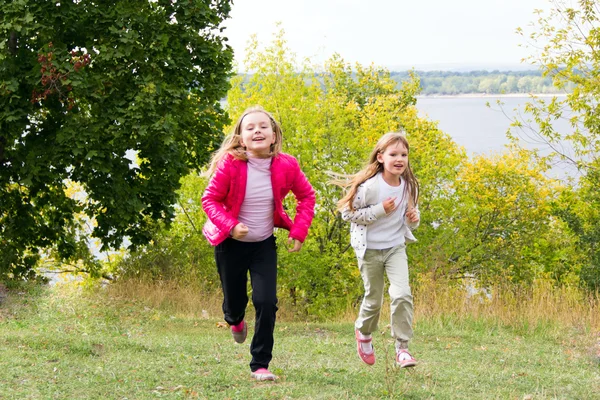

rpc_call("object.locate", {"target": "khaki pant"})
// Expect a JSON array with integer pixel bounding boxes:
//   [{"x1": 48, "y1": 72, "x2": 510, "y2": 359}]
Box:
[{"x1": 355, "y1": 244, "x2": 413, "y2": 347}]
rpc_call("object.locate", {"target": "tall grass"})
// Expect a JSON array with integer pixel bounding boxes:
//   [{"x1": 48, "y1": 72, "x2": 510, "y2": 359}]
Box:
[
  {"x1": 102, "y1": 279, "x2": 223, "y2": 319},
  {"x1": 414, "y1": 274, "x2": 599, "y2": 330},
  {"x1": 104, "y1": 274, "x2": 600, "y2": 334}
]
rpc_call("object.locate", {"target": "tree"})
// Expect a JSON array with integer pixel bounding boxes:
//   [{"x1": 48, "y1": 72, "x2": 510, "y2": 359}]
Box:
[
  {"x1": 513, "y1": 0, "x2": 600, "y2": 289},
  {"x1": 428, "y1": 147, "x2": 581, "y2": 284},
  {"x1": 514, "y1": 0, "x2": 600, "y2": 172},
  {"x1": 225, "y1": 30, "x2": 464, "y2": 313},
  {"x1": 551, "y1": 159, "x2": 600, "y2": 290},
  {"x1": 112, "y1": 27, "x2": 588, "y2": 316},
  {"x1": 0, "y1": 0, "x2": 233, "y2": 279}
]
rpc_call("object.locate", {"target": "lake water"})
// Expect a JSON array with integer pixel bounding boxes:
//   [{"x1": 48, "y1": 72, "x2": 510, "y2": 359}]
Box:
[
  {"x1": 416, "y1": 96, "x2": 534, "y2": 154},
  {"x1": 415, "y1": 95, "x2": 576, "y2": 179}
]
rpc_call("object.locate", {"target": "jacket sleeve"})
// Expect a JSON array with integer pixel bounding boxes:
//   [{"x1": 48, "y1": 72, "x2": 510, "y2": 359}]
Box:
[
  {"x1": 340, "y1": 184, "x2": 387, "y2": 224},
  {"x1": 288, "y1": 159, "x2": 316, "y2": 242},
  {"x1": 201, "y1": 160, "x2": 239, "y2": 236}
]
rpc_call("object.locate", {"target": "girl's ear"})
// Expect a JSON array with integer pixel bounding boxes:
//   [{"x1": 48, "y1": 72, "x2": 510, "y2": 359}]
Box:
[{"x1": 376, "y1": 152, "x2": 383, "y2": 164}]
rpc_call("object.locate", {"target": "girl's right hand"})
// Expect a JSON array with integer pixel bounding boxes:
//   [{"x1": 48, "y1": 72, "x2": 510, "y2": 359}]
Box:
[
  {"x1": 231, "y1": 223, "x2": 249, "y2": 239},
  {"x1": 383, "y1": 197, "x2": 397, "y2": 214}
]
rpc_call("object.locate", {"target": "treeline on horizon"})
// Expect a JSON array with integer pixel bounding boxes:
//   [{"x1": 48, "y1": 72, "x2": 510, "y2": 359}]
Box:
[
  {"x1": 391, "y1": 69, "x2": 575, "y2": 95},
  {"x1": 238, "y1": 69, "x2": 574, "y2": 96}
]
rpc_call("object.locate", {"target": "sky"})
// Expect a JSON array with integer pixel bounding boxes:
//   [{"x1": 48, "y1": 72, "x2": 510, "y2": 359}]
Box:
[{"x1": 223, "y1": 0, "x2": 551, "y2": 71}]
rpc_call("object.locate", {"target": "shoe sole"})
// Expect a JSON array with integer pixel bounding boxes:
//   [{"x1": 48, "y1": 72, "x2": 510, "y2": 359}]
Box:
[
  {"x1": 251, "y1": 373, "x2": 276, "y2": 381},
  {"x1": 397, "y1": 361, "x2": 417, "y2": 368}
]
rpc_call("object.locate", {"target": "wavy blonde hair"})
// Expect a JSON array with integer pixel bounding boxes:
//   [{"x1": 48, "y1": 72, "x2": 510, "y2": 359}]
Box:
[
  {"x1": 335, "y1": 131, "x2": 419, "y2": 212},
  {"x1": 205, "y1": 106, "x2": 283, "y2": 177}
]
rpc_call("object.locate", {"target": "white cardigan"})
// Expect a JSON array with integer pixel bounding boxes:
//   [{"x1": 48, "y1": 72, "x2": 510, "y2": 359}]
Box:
[{"x1": 341, "y1": 174, "x2": 419, "y2": 259}]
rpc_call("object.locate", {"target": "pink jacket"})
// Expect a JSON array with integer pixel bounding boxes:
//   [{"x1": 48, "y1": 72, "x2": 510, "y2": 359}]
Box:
[{"x1": 202, "y1": 153, "x2": 315, "y2": 246}]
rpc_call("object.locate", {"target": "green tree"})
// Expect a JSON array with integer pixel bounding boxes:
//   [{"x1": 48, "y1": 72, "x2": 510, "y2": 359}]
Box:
[
  {"x1": 0, "y1": 0, "x2": 233, "y2": 279},
  {"x1": 551, "y1": 161, "x2": 600, "y2": 290},
  {"x1": 515, "y1": 0, "x2": 600, "y2": 171},
  {"x1": 514, "y1": 0, "x2": 600, "y2": 288},
  {"x1": 427, "y1": 147, "x2": 580, "y2": 284},
  {"x1": 225, "y1": 30, "x2": 463, "y2": 314},
  {"x1": 112, "y1": 173, "x2": 218, "y2": 289}
]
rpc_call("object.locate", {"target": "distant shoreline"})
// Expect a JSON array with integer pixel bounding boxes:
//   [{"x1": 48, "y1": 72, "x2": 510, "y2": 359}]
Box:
[{"x1": 417, "y1": 93, "x2": 568, "y2": 99}]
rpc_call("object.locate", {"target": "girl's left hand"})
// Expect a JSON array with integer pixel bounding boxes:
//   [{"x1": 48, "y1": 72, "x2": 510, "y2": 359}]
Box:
[
  {"x1": 405, "y1": 208, "x2": 420, "y2": 223},
  {"x1": 287, "y1": 238, "x2": 303, "y2": 252}
]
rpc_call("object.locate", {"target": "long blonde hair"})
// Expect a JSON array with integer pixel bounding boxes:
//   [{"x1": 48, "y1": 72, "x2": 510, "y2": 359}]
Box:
[
  {"x1": 205, "y1": 106, "x2": 284, "y2": 177},
  {"x1": 336, "y1": 132, "x2": 419, "y2": 211}
]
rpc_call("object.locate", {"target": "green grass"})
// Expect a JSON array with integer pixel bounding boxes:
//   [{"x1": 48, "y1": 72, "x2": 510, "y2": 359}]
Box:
[{"x1": 0, "y1": 284, "x2": 599, "y2": 399}]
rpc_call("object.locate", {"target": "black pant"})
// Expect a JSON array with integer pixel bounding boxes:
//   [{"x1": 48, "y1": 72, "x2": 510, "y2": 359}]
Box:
[{"x1": 215, "y1": 235, "x2": 278, "y2": 372}]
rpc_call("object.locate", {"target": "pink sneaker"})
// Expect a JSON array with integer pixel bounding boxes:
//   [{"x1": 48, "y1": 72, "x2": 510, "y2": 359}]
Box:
[
  {"x1": 355, "y1": 329, "x2": 375, "y2": 365},
  {"x1": 251, "y1": 368, "x2": 277, "y2": 381},
  {"x1": 396, "y1": 348, "x2": 417, "y2": 368},
  {"x1": 231, "y1": 320, "x2": 247, "y2": 343}
]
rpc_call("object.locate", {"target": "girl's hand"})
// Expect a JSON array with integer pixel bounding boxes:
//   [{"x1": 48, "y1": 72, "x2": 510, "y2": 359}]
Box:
[
  {"x1": 287, "y1": 238, "x2": 303, "y2": 253},
  {"x1": 383, "y1": 197, "x2": 397, "y2": 214},
  {"x1": 405, "y1": 208, "x2": 420, "y2": 223},
  {"x1": 231, "y1": 223, "x2": 249, "y2": 239}
]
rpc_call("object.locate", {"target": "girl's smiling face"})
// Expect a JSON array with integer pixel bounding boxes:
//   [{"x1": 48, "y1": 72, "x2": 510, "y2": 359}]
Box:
[
  {"x1": 377, "y1": 141, "x2": 409, "y2": 184},
  {"x1": 239, "y1": 112, "x2": 275, "y2": 156}
]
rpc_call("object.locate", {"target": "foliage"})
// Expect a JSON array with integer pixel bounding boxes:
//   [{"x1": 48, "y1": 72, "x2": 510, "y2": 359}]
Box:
[
  {"x1": 112, "y1": 25, "x2": 592, "y2": 315},
  {"x1": 0, "y1": 0, "x2": 233, "y2": 279},
  {"x1": 551, "y1": 161, "x2": 600, "y2": 291},
  {"x1": 512, "y1": 0, "x2": 600, "y2": 289},
  {"x1": 515, "y1": 0, "x2": 600, "y2": 172},
  {"x1": 225, "y1": 29, "x2": 464, "y2": 314},
  {"x1": 421, "y1": 147, "x2": 582, "y2": 285},
  {"x1": 123, "y1": 28, "x2": 590, "y2": 315},
  {"x1": 111, "y1": 173, "x2": 219, "y2": 290}
]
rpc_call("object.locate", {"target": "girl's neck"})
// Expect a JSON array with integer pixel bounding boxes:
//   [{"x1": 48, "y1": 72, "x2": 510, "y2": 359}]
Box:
[
  {"x1": 246, "y1": 150, "x2": 272, "y2": 159},
  {"x1": 381, "y1": 171, "x2": 401, "y2": 187}
]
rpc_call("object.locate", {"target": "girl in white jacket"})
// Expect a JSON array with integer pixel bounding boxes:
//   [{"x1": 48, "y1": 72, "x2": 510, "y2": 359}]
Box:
[{"x1": 337, "y1": 131, "x2": 420, "y2": 368}]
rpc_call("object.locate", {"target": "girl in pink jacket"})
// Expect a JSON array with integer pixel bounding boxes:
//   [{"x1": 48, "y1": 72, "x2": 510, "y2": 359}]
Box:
[{"x1": 202, "y1": 106, "x2": 315, "y2": 381}]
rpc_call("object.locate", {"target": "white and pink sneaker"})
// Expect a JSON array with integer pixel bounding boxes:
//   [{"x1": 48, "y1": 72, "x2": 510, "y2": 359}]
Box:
[{"x1": 251, "y1": 368, "x2": 277, "y2": 381}]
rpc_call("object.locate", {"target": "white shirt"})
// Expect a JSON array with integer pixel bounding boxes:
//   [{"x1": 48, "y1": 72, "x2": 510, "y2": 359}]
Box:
[{"x1": 366, "y1": 174, "x2": 407, "y2": 249}]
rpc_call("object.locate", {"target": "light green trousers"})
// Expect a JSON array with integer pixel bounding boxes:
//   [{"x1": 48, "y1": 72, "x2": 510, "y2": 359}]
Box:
[{"x1": 355, "y1": 244, "x2": 414, "y2": 347}]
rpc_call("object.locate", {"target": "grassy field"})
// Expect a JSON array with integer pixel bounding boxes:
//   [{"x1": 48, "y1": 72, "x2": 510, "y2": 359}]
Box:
[{"x1": 0, "y1": 283, "x2": 599, "y2": 399}]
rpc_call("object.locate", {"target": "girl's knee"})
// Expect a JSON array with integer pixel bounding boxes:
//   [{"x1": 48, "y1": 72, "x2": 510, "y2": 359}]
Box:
[
  {"x1": 389, "y1": 287, "x2": 412, "y2": 301},
  {"x1": 252, "y1": 295, "x2": 278, "y2": 311},
  {"x1": 362, "y1": 298, "x2": 384, "y2": 312}
]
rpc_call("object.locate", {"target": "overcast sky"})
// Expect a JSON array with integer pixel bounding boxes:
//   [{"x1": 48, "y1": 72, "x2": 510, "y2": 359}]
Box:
[{"x1": 224, "y1": 0, "x2": 551, "y2": 70}]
